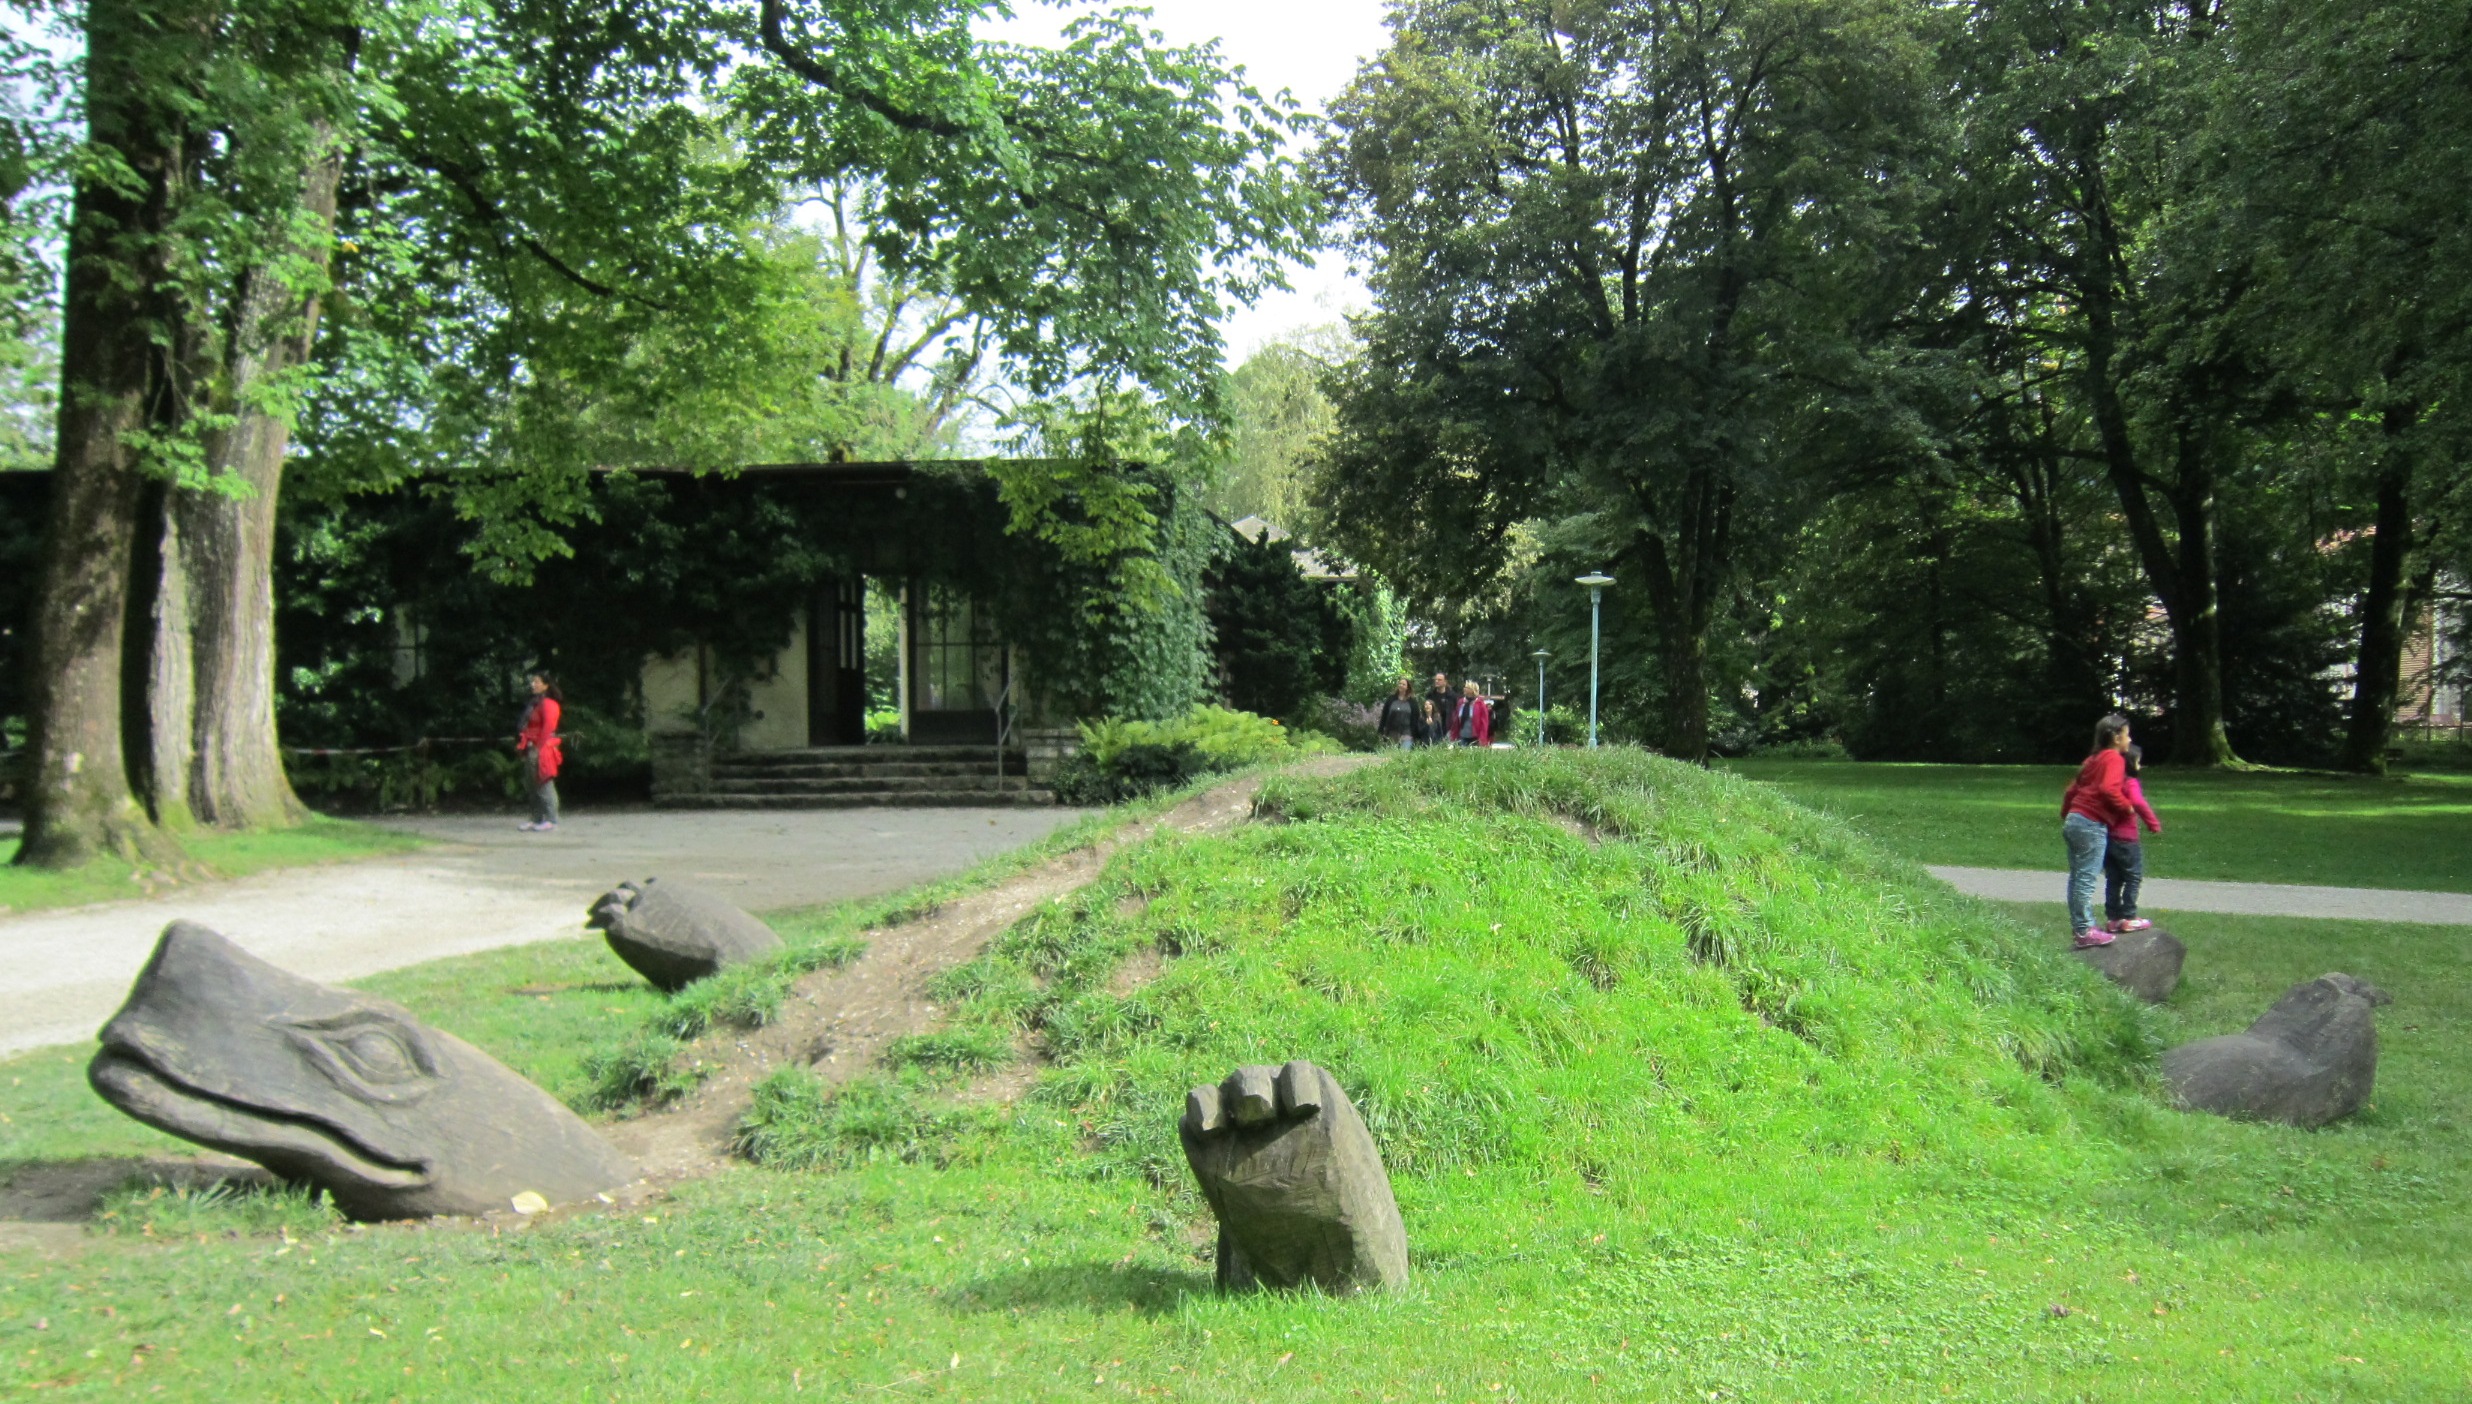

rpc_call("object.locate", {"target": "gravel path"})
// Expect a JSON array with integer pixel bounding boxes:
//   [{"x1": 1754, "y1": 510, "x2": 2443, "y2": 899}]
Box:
[
  {"x1": 1930, "y1": 865, "x2": 2472, "y2": 926},
  {"x1": 0, "y1": 806, "x2": 1090, "y2": 1057}
]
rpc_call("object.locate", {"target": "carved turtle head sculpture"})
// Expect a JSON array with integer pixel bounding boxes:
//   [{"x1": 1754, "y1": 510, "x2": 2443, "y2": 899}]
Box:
[
  {"x1": 90, "y1": 922, "x2": 634, "y2": 1221},
  {"x1": 587, "y1": 878, "x2": 782, "y2": 993}
]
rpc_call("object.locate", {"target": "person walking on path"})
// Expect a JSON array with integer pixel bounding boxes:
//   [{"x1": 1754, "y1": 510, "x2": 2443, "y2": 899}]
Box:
[
  {"x1": 516, "y1": 671, "x2": 564, "y2": 832},
  {"x1": 2102, "y1": 743, "x2": 2163, "y2": 934},
  {"x1": 1378, "y1": 678, "x2": 1421, "y2": 751},
  {"x1": 1450, "y1": 678, "x2": 1494, "y2": 747},
  {"x1": 1422, "y1": 672, "x2": 1455, "y2": 749},
  {"x1": 2060, "y1": 713, "x2": 2135, "y2": 947}
]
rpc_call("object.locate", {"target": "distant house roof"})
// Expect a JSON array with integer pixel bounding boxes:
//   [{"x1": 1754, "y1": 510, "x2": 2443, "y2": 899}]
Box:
[{"x1": 1228, "y1": 514, "x2": 1356, "y2": 582}]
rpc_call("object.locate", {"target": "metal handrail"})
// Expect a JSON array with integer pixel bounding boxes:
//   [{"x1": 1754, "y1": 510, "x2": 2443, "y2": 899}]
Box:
[{"x1": 992, "y1": 651, "x2": 1017, "y2": 791}]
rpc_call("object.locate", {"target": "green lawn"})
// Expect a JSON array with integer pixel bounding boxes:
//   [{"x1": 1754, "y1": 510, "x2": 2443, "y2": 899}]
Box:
[
  {"x1": 1, "y1": 752, "x2": 2464, "y2": 1400},
  {"x1": 0, "y1": 817, "x2": 426, "y2": 917},
  {"x1": 1727, "y1": 759, "x2": 2472, "y2": 892}
]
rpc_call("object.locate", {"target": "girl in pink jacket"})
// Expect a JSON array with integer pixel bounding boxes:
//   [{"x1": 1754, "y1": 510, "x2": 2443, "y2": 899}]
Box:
[{"x1": 2102, "y1": 744, "x2": 2163, "y2": 933}]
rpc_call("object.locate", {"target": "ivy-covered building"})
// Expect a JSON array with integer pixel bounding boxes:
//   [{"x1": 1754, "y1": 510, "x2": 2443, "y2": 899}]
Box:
[{"x1": 267, "y1": 458, "x2": 1215, "y2": 808}]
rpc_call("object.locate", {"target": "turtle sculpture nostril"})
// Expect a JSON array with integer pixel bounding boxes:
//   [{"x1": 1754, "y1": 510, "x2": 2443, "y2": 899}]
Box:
[
  {"x1": 89, "y1": 922, "x2": 635, "y2": 1221},
  {"x1": 1178, "y1": 1059, "x2": 1408, "y2": 1294}
]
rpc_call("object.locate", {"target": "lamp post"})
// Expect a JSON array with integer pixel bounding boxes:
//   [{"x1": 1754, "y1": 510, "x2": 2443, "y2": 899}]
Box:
[
  {"x1": 1531, "y1": 649, "x2": 1551, "y2": 746},
  {"x1": 1574, "y1": 573, "x2": 1613, "y2": 748}
]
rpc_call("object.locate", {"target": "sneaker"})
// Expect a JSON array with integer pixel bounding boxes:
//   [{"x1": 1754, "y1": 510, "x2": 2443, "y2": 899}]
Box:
[
  {"x1": 2073, "y1": 930, "x2": 2116, "y2": 949},
  {"x1": 2114, "y1": 917, "x2": 2152, "y2": 933}
]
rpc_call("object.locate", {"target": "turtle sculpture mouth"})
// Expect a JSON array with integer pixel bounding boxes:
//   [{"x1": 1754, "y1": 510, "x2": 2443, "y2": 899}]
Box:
[
  {"x1": 86, "y1": 921, "x2": 635, "y2": 1220},
  {"x1": 88, "y1": 1046, "x2": 432, "y2": 1191}
]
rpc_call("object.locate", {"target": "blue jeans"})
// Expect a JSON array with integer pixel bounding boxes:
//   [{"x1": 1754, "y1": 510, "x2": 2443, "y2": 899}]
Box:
[
  {"x1": 2063, "y1": 814, "x2": 2106, "y2": 935},
  {"x1": 2104, "y1": 837, "x2": 2143, "y2": 922}
]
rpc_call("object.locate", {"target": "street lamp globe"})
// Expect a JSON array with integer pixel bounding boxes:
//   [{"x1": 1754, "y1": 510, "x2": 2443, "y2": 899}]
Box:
[{"x1": 1573, "y1": 573, "x2": 1613, "y2": 747}]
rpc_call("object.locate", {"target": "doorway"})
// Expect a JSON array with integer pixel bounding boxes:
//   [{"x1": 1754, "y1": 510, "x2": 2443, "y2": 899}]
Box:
[
  {"x1": 806, "y1": 575, "x2": 867, "y2": 746},
  {"x1": 907, "y1": 583, "x2": 1006, "y2": 744}
]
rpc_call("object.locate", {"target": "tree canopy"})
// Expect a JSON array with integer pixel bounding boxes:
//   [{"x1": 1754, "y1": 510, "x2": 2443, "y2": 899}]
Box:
[{"x1": 1305, "y1": 0, "x2": 2472, "y2": 766}]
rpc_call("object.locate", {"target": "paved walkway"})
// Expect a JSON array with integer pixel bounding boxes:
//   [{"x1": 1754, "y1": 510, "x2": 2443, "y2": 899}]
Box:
[
  {"x1": 1930, "y1": 866, "x2": 2472, "y2": 926},
  {"x1": 0, "y1": 806, "x2": 1090, "y2": 1058}
]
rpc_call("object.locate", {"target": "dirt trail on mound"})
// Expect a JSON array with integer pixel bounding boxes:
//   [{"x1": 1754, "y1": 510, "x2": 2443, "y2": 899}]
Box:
[{"x1": 602, "y1": 757, "x2": 1371, "y2": 1182}]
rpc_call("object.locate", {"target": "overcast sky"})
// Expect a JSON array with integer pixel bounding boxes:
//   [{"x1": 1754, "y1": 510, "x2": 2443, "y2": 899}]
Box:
[{"x1": 975, "y1": 0, "x2": 1395, "y2": 364}]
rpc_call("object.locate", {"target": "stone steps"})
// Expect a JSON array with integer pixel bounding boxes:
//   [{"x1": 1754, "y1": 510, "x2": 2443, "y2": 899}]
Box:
[
  {"x1": 656, "y1": 744, "x2": 1054, "y2": 810},
  {"x1": 701, "y1": 775, "x2": 1029, "y2": 797},
  {"x1": 708, "y1": 760, "x2": 1026, "y2": 781},
  {"x1": 656, "y1": 788, "x2": 1057, "y2": 810}
]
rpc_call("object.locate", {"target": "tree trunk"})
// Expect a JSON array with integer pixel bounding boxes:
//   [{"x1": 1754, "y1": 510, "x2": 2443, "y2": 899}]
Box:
[
  {"x1": 2083, "y1": 311, "x2": 2240, "y2": 766},
  {"x1": 178, "y1": 147, "x2": 340, "y2": 829},
  {"x1": 143, "y1": 485, "x2": 198, "y2": 830},
  {"x1": 2161, "y1": 438, "x2": 2238, "y2": 766},
  {"x1": 1661, "y1": 618, "x2": 1711, "y2": 762},
  {"x1": 14, "y1": 0, "x2": 190, "y2": 869},
  {"x1": 2338, "y1": 411, "x2": 2416, "y2": 773},
  {"x1": 1635, "y1": 474, "x2": 1731, "y2": 764}
]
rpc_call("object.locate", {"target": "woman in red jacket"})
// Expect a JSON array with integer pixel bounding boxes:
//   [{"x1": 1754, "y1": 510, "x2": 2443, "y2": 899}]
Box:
[
  {"x1": 2059, "y1": 713, "x2": 2135, "y2": 947},
  {"x1": 1449, "y1": 679, "x2": 1493, "y2": 747},
  {"x1": 516, "y1": 671, "x2": 564, "y2": 832}
]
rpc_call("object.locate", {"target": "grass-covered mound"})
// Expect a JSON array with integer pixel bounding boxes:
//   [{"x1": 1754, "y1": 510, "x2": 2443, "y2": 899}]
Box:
[
  {"x1": 9, "y1": 749, "x2": 2469, "y2": 1400},
  {"x1": 747, "y1": 748, "x2": 2156, "y2": 1200}
]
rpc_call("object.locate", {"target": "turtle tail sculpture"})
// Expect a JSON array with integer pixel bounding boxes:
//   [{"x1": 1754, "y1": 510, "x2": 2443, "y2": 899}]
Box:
[
  {"x1": 2162, "y1": 973, "x2": 2391, "y2": 1128},
  {"x1": 90, "y1": 922, "x2": 635, "y2": 1220}
]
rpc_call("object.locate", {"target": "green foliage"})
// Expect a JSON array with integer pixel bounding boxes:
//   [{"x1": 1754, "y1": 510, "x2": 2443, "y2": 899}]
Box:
[
  {"x1": 1205, "y1": 325, "x2": 1349, "y2": 525},
  {"x1": 1312, "y1": 0, "x2": 1937, "y2": 759},
  {"x1": 1335, "y1": 577, "x2": 1411, "y2": 703},
  {"x1": 580, "y1": 1030, "x2": 704, "y2": 1111},
  {"x1": 0, "y1": 817, "x2": 421, "y2": 919},
  {"x1": 576, "y1": 791, "x2": 1212, "y2": 1115},
  {"x1": 1085, "y1": 705, "x2": 1326, "y2": 769},
  {"x1": 901, "y1": 747, "x2": 2156, "y2": 1199},
  {"x1": 998, "y1": 400, "x2": 1220, "y2": 723},
  {"x1": 1048, "y1": 743, "x2": 1206, "y2": 807},
  {"x1": 882, "y1": 1027, "x2": 1015, "y2": 1075},
  {"x1": 1500, "y1": 703, "x2": 1588, "y2": 747},
  {"x1": 8, "y1": 759, "x2": 2472, "y2": 1395},
  {"x1": 659, "y1": 934, "x2": 868, "y2": 1042},
  {"x1": 1729, "y1": 759, "x2": 2472, "y2": 892},
  {"x1": 92, "y1": 1176, "x2": 340, "y2": 1240},
  {"x1": 294, "y1": 1, "x2": 1318, "y2": 580},
  {"x1": 1204, "y1": 523, "x2": 1352, "y2": 722},
  {"x1": 735, "y1": 1068, "x2": 1001, "y2": 1170}
]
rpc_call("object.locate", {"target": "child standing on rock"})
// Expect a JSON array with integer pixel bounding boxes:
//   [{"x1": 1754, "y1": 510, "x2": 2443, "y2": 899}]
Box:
[
  {"x1": 2060, "y1": 714, "x2": 2135, "y2": 948},
  {"x1": 2102, "y1": 744, "x2": 2162, "y2": 934}
]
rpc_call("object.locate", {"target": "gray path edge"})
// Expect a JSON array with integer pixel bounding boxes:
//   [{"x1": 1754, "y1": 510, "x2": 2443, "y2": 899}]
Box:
[
  {"x1": 0, "y1": 806, "x2": 1092, "y2": 1059},
  {"x1": 1929, "y1": 865, "x2": 2472, "y2": 926}
]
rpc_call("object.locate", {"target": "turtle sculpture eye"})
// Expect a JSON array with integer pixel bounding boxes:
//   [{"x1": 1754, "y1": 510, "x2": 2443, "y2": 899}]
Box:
[{"x1": 273, "y1": 1010, "x2": 441, "y2": 1105}]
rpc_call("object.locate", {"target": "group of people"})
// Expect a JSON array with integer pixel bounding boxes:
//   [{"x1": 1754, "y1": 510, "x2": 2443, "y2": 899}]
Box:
[
  {"x1": 1376, "y1": 673, "x2": 1501, "y2": 749},
  {"x1": 2060, "y1": 712, "x2": 2165, "y2": 948}
]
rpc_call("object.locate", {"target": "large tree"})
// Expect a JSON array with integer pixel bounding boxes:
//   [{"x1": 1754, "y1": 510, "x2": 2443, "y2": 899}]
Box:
[
  {"x1": 1310, "y1": 0, "x2": 1935, "y2": 758},
  {"x1": 13, "y1": 0, "x2": 1312, "y2": 867},
  {"x1": 2208, "y1": 0, "x2": 2472, "y2": 771},
  {"x1": 1940, "y1": 0, "x2": 2276, "y2": 765}
]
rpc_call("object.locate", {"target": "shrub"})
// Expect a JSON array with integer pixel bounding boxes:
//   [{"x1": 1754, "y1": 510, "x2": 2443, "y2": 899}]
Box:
[
  {"x1": 1500, "y1": 703, "x2": 1589, "y2": 746},
  {"x1": 1059, "y1": 705, "x2": 1337, "y2": 803},
  {"x1": 1309, "y1": 696, "x2": 1383, "y2": 752}
]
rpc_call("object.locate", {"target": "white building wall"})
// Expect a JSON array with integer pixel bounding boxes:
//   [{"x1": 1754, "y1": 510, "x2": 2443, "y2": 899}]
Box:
[{"x1": 740, "y1": 612, "x2": 810, "y2": 751}]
